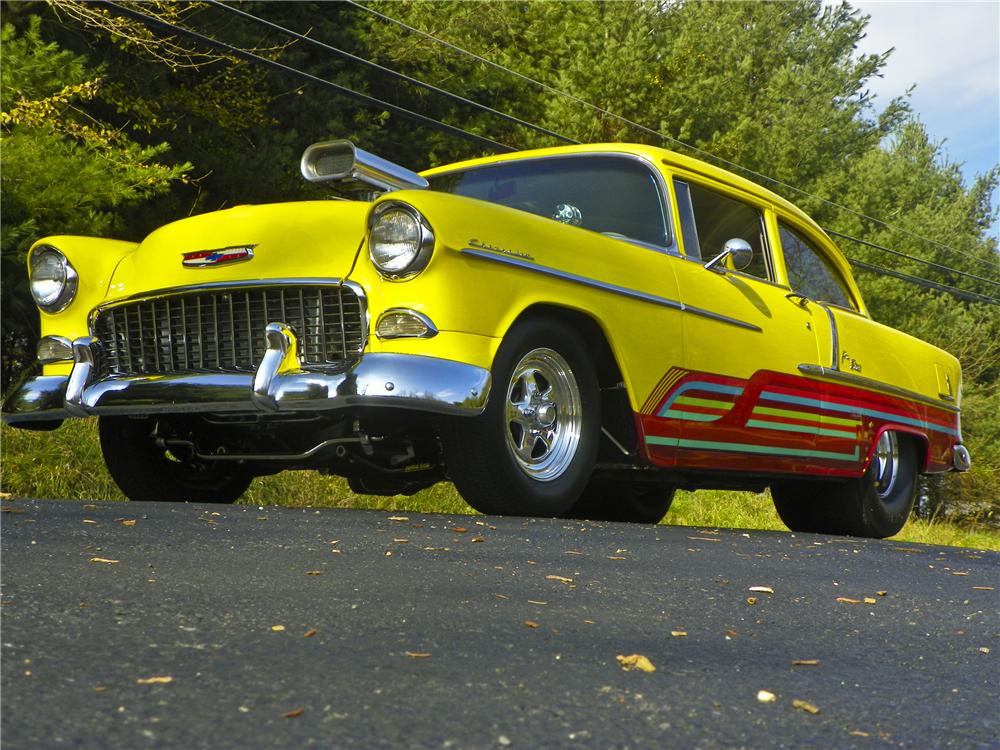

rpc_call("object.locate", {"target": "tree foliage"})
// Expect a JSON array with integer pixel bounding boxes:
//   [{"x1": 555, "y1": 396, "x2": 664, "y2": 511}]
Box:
[{"x1": 1, "y1": 0, "x2": 997, "y2": 509}]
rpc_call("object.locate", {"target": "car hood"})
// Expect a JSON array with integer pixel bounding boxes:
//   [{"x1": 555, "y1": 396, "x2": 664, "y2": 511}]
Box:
[{"x1": 105, "y1": 201, "x2": 369, "y2": 299}]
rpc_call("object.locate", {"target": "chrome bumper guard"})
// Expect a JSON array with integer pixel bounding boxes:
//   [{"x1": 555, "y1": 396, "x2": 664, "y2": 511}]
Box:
[
  {"x1": 3, "y1": 325, "x2": 491, "y2": 424},
  {"x1": 952, "y1": 444, "x2": 972, "y2": 472}
]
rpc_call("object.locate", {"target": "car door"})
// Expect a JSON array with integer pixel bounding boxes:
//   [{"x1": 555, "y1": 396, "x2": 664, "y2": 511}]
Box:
[{"x1": 641, "y1": 176, "x2": 834, "y2": 473}]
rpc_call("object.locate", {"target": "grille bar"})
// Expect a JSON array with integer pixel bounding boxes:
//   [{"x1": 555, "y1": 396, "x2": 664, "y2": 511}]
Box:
[{"x1": 94, "y1": 285, "x2": 366, "y2": 376}]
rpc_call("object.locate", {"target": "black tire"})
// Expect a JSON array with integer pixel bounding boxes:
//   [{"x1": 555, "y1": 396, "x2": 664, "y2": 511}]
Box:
[
  {"x1": 568, "y1": 480, "x2": 675, "y2": 524},
  {"x1": 772, "y1": 431, "x2": 919, "y2": 538},
  {"x1": 441, "y1": 319, "x2": 599, "y2": 517},
  {"x1": 99, "y1": 416, "x2": 252, "y2": 503}
]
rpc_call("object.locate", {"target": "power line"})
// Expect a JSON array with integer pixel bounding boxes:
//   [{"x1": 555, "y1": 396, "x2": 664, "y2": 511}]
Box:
[
  {"x1": 828, "y1": 230, "x2": 1000, "y2": 290},
  {"x1": 100, "y1": 1, "x2": 515, "y2": 154},
  {"x1": 846, "y1": 258, "x2": 1000, "y2": 305},
  {"x1": 346, "y1": 0, "x2": 1000, "y2": 277},
  {"x1": 99, "y1": 1, "x2": 999, "y2": 305},
  {"x1": 203, "y1": 0, "x2": 577, "y2": 146}
]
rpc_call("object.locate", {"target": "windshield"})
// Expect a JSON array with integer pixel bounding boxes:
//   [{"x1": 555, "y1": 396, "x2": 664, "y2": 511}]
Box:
[{"x1": 427, "y1": 155, "x2": 670, "y2": 248}]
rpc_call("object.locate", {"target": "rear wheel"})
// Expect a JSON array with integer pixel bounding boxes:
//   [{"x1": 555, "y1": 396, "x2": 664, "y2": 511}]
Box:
[
  {"x1": 772, "y1": 431, "x2": 919, "y2": 538},
  {"x1": 441, "y1": 319, "x2": 599, "y2": 517},
  {"x1": 568, "y1": 480, "x2": 675, "y2": 524},
  {"x1": 99, "y1": 417, "x2": 252, "y2": 503}
]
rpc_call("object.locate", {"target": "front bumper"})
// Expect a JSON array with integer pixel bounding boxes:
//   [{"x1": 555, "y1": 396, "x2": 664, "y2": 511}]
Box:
[{"x1": 3, "y1": 328, "x2": 491, "y2": 425}]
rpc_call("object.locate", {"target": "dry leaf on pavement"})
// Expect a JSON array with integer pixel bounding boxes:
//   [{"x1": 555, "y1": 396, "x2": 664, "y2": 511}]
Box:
[
  {"x1": 546, "y1": 575, "x2": 573, "y2": 584},
  {"x1": 792, "y1": 699, "x2": 820, "y2": 714},
  {"x1": 749, "y1": 586, "x2": 774, "y2": 594},
  {"x1": 281, "y1": 709, "x2": 304, "y2": 719},
  {"x1": 89, "y1": 557, "x2": 119, "y2": 564},
  {"x1": 136, "y1": 676, "x2": 173, "y2": 685},
  {"x1": 405, "y1": 651, "x2": 431, "y2": 658},
  {"x1": 757, "y1": 690, "x2": 776, "y2": 703},
  {"x1": 616, "y1": 654, "x2": 656, "y2": 672}
]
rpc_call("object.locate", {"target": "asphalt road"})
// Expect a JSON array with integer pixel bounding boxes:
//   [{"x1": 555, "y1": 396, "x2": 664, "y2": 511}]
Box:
[{"x1": 1, "y1": 499, "x2": 997, "y2": 750}]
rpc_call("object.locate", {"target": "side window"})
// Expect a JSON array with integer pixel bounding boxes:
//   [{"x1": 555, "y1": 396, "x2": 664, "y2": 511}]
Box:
[
  {"x1": 779, "y1": 224, "x2": 855, "y2": 309},
  {"x1": 674, "y1": 179, "x2": 770, "y2": 280}
]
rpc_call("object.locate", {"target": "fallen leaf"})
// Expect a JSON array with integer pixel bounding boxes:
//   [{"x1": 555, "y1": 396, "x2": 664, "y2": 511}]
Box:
[
  {"x1": 792, "y1": 699, "x2": 820, "y2": 714},
  {"x1": 607, "y1": 556, "x2": 627, "y2": 561},
  {"x1": 564, "y1": 550, "x2": 584, "y2": 555},
  {"x1": 746, "y1": 597, "x2": 757, "y2": 605},
  {"x1": 89, "y1": 557, "x2": 119, "y2": 564},
  {"x1": 83, "y1": 519, "x2": 99, "y2": 525},
  {"x1": 281, "y1": 709, "x2": 304, "y2": 719},
  {"x1": 388, "y1": 516, "x2": 409, "y2": 522},
  {"x1": 384, "y1": 551, "x2": 393, "y2": 557},
  {"x1": 849, "y1": 730, "x2": 871, "y2": 737},
  {"x1": 876, "y1": 590, "x2": 888, "y2": 596},
  {"x1": 405, "y1": 651, "x2": 431, "y2": 658},
  {"x1": 471, "y1": 536, "x2": 485, "y2": 543},
  {"x1": 863, "y1": 597, "x2": 877, "y2": 604},
  {"x1": 616, "y1": 654, "x2": 656, "y2": 672},
  {"x1": 495, "y1": 594, "x2": 509, "y2": 600},
  {"x1": 527, "y1": 600, "x2": 547, "y2": 605},
  {"x1": 951, "y1": 571, "x2": 969, "y2": 576},
  {"x1": 270, "y1": 625, "x2": 286, "y2": 632},
  {"x1": 119, "y1": 519, "x2": 137, "y2": 527},
  {"x1": 393, "y1": 538, "x2": 409, "y2": 544},
  {"x1": 688, "y1": 536, "x2": 721, "y2": 542},
  {"x1": 749, "y1": 586, "x2": 774, "y2": 594},
  {"x1": 303, "y1": 629, "x2": 317, "y2": 638},
  {"x1": 835, "y1": 597, "x2": 875, "y2": 605},
  {"x1": 792, "y1": 660, "x2": 819, "y2": 666},
  {"x1": 136, "y1": 676, "x2": 173, "y2": 685},
  {"x1": 973, "y1": 586, "x2": 994, "y2": 591},
  {"x1": 725, "y1": 630, "x2": 738, "y2": 639},
  {"x1": 546, "y1": 575, "x2": 573, "y2": 584},
  {"x1": 451, "y1": 527, "x2": 468, "y2": 533},
  {"x1": 757, "y1": 690, "x2": 776, "y2": 703},
  {"x1": 94, "y1": 686, "x2": 108, "y2": 693},
  {"x1": 979, "y1": 647, "x2": 990, "y2": 654},
  {"x1": 524, "y1": 620, "x2": 540, "y2": 628},
  {"x1": 305, "y1": 570, "x2": 322, "y2": 576},
  {"x1": 670, "y1": 631, "x2": 688, "y2": 637}
]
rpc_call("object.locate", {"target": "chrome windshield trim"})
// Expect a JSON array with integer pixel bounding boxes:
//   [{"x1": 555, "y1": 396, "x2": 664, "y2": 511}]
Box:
[
  {"x1": 429, "y1": 151, "x2": 678, "y2": 255},
  {"x1": 797, "y1": 364, "x2": 961, "y2": 414},
  {"x1": 461, "y1": 248, "x2": 762, "y2": 333}
]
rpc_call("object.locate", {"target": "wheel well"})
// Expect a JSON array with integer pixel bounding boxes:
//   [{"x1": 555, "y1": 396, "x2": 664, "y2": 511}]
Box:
[
  {"x1": 507, "y1": 304, "x2": 638, "y2": 458},
  {"x1": 867, "y1": 426, "x2": 931, "y2": 473}
]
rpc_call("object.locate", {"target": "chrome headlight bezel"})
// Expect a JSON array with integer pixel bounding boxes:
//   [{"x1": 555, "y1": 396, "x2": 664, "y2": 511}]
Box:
[
  {"x1": 29, "y1": 245, "x2": 78, "y2": 313},
  {"x1": 368, "y1": 201, "x2": 435, "y2": 280}
]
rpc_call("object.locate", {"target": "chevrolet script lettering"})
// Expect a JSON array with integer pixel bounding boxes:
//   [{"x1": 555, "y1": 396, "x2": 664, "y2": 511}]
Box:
[
  {"x1": 182, "y1": 245, "x2": 256, "y2": 268},
  {"x1": 468, "y1": 238, "x2": 534, "y2": 261}
]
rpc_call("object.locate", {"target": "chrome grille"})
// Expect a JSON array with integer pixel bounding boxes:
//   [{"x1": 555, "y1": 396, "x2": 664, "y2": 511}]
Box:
[{"x1": 93, "y1": 285, "x2": 365, "y2": 376}]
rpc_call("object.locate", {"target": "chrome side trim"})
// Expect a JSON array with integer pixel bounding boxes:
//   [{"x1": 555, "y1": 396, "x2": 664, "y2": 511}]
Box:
[
  {"x1": 460, "y1": 248, "x2": 763, "y2": 333},
  {"x1": 797, "y1": 364, "x2": 961, "y2": 414},
  {"x1": 818, "y1": 303, "x2": 840, "y2": 370},
  {"x1": 2, "y1": 354, "x2": 491, "y2": 421}
]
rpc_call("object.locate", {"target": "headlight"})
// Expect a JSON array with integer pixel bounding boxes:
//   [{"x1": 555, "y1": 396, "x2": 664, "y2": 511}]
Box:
[
  {"x1": 30, "y1": 245, "x2": 78, "y2": 313},
  {"x1": 368, "y1": 202, "x2": 434, "y2": 278}
]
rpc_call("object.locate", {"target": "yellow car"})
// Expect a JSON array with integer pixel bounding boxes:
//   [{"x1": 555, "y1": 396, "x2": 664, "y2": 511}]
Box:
[{"x1": 3, "y1": 141, "x2": 971, "y2": 537}]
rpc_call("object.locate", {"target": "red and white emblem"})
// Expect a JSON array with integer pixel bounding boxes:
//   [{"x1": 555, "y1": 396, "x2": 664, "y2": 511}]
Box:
[{"x1": 182, "y1": 245, "x2": 255, "y2": 268}]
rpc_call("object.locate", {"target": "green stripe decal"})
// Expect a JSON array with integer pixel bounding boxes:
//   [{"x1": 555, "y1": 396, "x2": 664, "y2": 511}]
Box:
[
  {"x1": 675, "y1": 396, "x2": 736, "y2": 410},
  {"x1": 752, "y1": 405, "x2": 859, "y2": 428},
  {"x1": 645, "y1": 436, "x2": 860, "y2": 462},
  {"x1": 746, "y1": 419, "x2": 857, "y2": 441}
]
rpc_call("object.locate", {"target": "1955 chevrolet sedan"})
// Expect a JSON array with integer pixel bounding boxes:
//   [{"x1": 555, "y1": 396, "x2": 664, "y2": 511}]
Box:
[{"x1": 3, "y1": 141, "x2": 972, "y2": 537}]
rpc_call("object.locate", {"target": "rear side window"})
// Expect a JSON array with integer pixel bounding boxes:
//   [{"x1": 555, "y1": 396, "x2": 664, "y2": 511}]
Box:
[
  {"x1": 428, "y1": 156, "x2": 669, "y2": 248},
  {"x1": 674, "y1": 179, "x2": 770, "y2": 280},
  {"x1": 779, "y1": 224, "x2": 855, "y2": 309}
]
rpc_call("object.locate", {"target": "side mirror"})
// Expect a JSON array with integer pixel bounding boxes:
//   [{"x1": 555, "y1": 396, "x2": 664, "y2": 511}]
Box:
[{"x1": 704, "y1": 238, "x2": 753, "y2": 273}]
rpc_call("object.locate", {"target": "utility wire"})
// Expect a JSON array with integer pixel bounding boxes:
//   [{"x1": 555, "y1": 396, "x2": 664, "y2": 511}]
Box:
[
  {"x1": 100, "y1": 1, "x2": 999, "y2": 305},
  {"x1": 100, "y1": 1, "x2": 515, "y2": 154},
  {"x1": 846, "y1": 258, "x2": 1000, "y2": 305},
  {"x1": 828, "y1": 230, "x2": 1000, "y2": 290},
  {"x1": 347, "y1": 0, "x2": 999, "y2": 276},
  {"x1": 203, "y1": 0, "x2": 577, "y2": 146}
]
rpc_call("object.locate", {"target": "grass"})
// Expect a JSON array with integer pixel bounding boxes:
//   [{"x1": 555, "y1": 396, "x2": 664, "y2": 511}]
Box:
[{"x1": 2, "y1": 419, "x2": 998, "y2": 552}]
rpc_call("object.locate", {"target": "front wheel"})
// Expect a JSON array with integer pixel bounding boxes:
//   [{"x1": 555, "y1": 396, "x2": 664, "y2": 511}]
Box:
[
  {"x1": 772, "y1": 431, "x2": 919, "y2": 538},
  {"x1": 441, "y1": 320, "x2": 600, "y2": 517},
  {"x1": 99, "y1": 417, "x2": 252, "y2": 503}
]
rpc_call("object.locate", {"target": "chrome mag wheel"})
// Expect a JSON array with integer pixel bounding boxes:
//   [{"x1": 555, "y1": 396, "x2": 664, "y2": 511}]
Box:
[
  {"x1": 504, "y1": 348, "x2": 583, "y2": 481},
  {"x1": 872, "y1": 431, "x2": 899, "y2": 500}
]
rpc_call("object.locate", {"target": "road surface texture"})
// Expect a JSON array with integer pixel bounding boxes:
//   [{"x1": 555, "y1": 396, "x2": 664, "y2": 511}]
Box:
[{"x1": 2, "y1": 499, "x2": 997, "y2": 749}]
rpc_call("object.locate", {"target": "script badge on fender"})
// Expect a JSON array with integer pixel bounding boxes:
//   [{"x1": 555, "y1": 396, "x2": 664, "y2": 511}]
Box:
[{"x1": 182, "y1": 245, "x2": 256, "y2": 268}]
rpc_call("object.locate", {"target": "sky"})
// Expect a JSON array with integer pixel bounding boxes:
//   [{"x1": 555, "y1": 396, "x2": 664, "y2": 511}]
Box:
[{"x1": 849, "y1": 1, "x2": 999, "y2": 234}]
